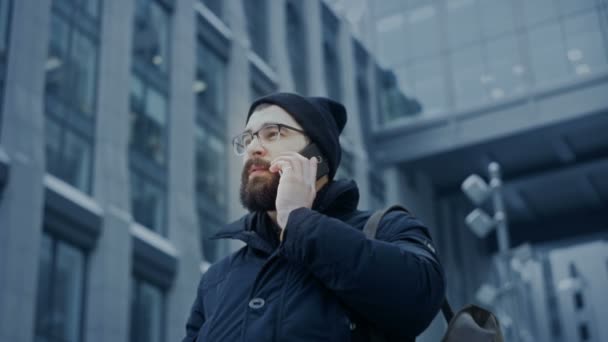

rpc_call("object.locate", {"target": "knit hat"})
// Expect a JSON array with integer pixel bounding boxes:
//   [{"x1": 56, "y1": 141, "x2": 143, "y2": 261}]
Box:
[{"x1": 246, "y1": 92, "x2": 347, "y2": 180}]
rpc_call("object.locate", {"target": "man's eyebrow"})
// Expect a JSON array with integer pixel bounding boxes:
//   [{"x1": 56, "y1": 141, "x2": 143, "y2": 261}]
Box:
[{"x1": 244, "y1": 122, "x2": 282, "y2": 132}]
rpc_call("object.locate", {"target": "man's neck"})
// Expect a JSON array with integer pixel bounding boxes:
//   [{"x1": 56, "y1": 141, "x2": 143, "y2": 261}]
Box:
[{"x1": 267, "y1": 175, "x2": 329, "y2": 228}]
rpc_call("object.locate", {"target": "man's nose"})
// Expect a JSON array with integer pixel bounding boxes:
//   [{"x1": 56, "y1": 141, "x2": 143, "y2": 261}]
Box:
[{"x1": 246, "y1": 136, "x2": 266, "y2": 157}]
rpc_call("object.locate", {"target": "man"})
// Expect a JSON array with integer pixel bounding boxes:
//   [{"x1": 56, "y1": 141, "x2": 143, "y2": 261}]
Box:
[{"x1": 183, "y1": 93, "x2": 445, "y2": 341}]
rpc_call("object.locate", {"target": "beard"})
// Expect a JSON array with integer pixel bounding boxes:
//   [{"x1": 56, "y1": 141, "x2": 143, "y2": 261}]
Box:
[{"x1": 239, "y1": 158, "x2": 280, "y2": 212}]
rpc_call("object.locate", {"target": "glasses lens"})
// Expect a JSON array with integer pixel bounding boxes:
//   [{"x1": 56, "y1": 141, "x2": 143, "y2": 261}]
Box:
[{"x1": 259, "y1": 125, "x2": 280, "y2": 143}]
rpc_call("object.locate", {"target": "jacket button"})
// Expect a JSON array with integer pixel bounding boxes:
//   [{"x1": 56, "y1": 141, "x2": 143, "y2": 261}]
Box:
[{"x1": 248, "y1": 297, "x2": 265, "y2": 310}]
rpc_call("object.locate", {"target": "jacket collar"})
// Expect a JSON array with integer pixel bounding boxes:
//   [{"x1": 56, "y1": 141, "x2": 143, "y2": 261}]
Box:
[{"x1": 211, "y1": 179, "x2": 359, "y2": 254}]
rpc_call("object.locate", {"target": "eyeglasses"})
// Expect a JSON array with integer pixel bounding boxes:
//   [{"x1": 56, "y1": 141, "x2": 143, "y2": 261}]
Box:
[{"x1": 232, "y1": 123, "x2": 306, "y2": 156}]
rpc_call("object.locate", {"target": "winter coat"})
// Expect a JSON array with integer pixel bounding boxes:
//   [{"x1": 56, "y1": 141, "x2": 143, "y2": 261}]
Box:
[{"x1": 183, "y1": 179, "x2": 445, "y2": 341}]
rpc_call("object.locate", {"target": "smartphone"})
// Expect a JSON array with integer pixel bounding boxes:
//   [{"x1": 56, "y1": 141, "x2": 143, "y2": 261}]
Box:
[{"x1": 299, "y1": 143, "x2": 330, "y2": 180}]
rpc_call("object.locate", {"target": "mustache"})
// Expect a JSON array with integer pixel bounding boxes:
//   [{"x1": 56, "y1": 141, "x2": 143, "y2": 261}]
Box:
[{"x1": 244, "y1": 158, "x2": 271, "y2": 173}]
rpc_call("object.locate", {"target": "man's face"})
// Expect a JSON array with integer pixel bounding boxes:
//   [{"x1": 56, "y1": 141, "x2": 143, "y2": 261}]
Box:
[{"x1": 239, "y1": 105, "x2": 308, "y2": 212}]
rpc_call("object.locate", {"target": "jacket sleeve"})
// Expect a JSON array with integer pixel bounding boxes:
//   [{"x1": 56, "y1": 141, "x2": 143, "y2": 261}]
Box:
[
  {"x1": 182, "y1": 275, "x2": 206, "y2": 342},
  {"x1": 279, "y1": 208, "x2": 446, "y2": 339}
]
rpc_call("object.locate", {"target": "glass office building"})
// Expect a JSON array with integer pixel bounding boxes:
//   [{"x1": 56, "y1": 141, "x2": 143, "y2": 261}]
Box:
[{"x1": 0, "y1": 1, "x2": 391, "y2": 341}]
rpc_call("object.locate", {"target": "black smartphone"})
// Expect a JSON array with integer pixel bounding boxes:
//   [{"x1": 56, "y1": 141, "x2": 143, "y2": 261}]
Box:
[{"x1": 299, "y1": 143, "x2": 330, "y2": 180}]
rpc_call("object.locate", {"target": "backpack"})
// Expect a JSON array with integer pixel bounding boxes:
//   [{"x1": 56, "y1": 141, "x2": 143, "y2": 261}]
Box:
[{"x1": 362, "y1": 205, "x2": 504, "y2": 342}]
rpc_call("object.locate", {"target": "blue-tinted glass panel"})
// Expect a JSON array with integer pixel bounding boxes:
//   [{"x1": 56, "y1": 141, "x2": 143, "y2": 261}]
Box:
[
  {"x1": 243, "y1": 0, "x2": 268, "y2": 61},
  {"x1": 45, "y1": 118, "x2": 63, "y2": 180},
  {"x1": 0, "y1": 0, "x2": 11, "y2": 55},
  {"x1": 411, "y1": 57, "x2": 447, "y2": 114},
  {"x1": 563, "y1": 11, "x2": 608, "y2": 77},
  {"x1": 53, "y1": 242, "x2": 84, "y2": 342},
  {"x1": 129, "y1": 75, "x2": 168, "y2": 166},
  {"x1": 131, "y1": 279, "x2": 163, "y2": 342},
  {"x1": 451, "y1": 44, "x2": 486, "y2": 108},
  {"x1": 195, "y1": 125, "x2": 226, "y2": 208},
  {"x1": 35, "y1": 236, "x2": 85, "y2": 342},
  {"x1": 71, "y1": 31, "x2": 97, "y2": 116},
  {"x1": 286, "y1": 1, "x2": 308, "y2": 94},
  {"x1": 407, "y1": 4, "x2": 440, "y2": 59},
  {"x1": 62, "y1": 130, "x2": 92, "y2": 193},
  {"x1": 196, "y1": 42, "x2": 226, "y2": 121},
  {"x1": 133, "y1": 0, "x2": 171, "y2": 73},
  {"x1": 373, "y1": 0, "x2": 405, "y2": 17},
  {"x1": 486, "y1": 34, "x2": 527, "y2": 99},
  {"x1": 445, "y1": 0, "x2": 480, "y2": 49},
  {"x1": 130, "y1": 171, "x2": 166, "y2": 233},
  {"x1": 479, "y1": 0, "x2": 515, "y2": 38},
  {"x1": 528, "y1": 21, "x2": 569, "y2": 86},
  {"x1": 45, "y1": 13, "x2": 71, "y2": 105},
  {"x1": 522, "y1": 0, "x2": 559, "y2": 27}
]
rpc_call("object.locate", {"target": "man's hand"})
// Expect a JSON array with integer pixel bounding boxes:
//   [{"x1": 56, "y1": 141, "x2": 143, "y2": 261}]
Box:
[{"x1": 269, "y1": 152, "x2": 318, "y2": 234}]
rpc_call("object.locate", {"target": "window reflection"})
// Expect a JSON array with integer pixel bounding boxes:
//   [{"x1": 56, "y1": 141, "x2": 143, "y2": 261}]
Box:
[
  {"x1": 195, "y1": 125, "x2": 226, "y2": 208},
  {"x1": 410, "y1": 57, "x2": 447, "y2": 115},
  {"x1": 243, "y1": 0, "x2": 268, "y2": 61},
  {"x1": 130, "y1": 170, "x2": 166, "y2": 234},
  {"x1": 35, "y1": 234, "x2": 86, "y2": 342},
  {"x1": 445, "y1": 0, "x2": 480, "y2": 49},
  {"x1": 44, "y1": 1, "x2": 99, "y2": 194},
  {"x1": 130, "y1": 278, "x2": 164, "y2": 342},
  {"x1": 129, "y1": 75, "x2": 167, "y2": 166},
  {"x1": 133, "y1": 0, "x2": 170, "y2": 73},
  {"x1": 286, "y1": 1, "x2": 308, "y2": 95},
  {"x1": 451, "y1": 44, "x2": 486, "y2": 107}
]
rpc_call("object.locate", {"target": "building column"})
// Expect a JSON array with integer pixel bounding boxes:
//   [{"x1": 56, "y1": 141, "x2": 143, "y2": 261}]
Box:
[
  {"x1": 84, "y1": 0, "x2": 136, "y2": 340},
  {"x1": 0, "y1": 0, "x2": 51, "y2": 341},
  {"x1": 303, "y1": 0, "x2": 326, "y2": 96},
  {"x1": 166, "y1": 0, "x2": 203, "y2": 340}
]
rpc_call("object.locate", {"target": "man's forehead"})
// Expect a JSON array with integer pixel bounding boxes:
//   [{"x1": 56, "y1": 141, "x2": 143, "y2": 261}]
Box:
[{"x1": 246, "y1": 104, "x2": 303, "y2": 131}]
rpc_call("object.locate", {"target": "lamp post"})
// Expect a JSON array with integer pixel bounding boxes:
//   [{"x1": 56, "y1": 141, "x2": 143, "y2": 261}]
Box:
[{"x1": 462, "y1": 162, "x2": 519, "y2": 340}]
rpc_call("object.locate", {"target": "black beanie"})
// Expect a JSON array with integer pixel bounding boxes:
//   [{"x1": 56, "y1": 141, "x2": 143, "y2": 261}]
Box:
[{"x1": 246, "y1": 92, "x2": 347, "y2": 180}]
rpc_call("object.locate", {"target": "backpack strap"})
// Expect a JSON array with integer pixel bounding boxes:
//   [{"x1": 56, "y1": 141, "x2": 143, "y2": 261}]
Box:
[
  {"x1": 363, "y1": 205, "x2": 455, "y2": 324},
  {"x1": 363, "y1": 205, "x2": 411, "y2": 239}
]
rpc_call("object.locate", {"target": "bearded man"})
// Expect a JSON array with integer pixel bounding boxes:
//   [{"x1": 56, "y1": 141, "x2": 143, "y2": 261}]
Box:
[{"x1": 182, "y1": 93, "x2": 445, "y2": 342}]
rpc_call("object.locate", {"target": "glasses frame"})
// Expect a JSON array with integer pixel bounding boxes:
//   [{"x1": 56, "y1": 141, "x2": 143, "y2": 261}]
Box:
[{"x1": 232, "y1": 123, "x2": 306, "y2": 156}]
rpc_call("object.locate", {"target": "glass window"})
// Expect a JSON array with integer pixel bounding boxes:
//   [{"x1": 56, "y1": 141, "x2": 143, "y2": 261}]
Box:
[
  {"x1": 130, "y1": 277, "x2": 164, "y2": 342},
  {"x1": 195, "y1": 42, "x2": 226, "y2": 121},
  {"x1": 451, "y1": 44, "x2": 487, "y2": 108},
  {"x1": 130, "y1": 170, "x2": 166, "y2": 234},
  {"x1": 71, "y1": 31, "x2": 97, "y2": 115},
  {"x1": 323, "y1": 5, "x2": 341, "y2": 101},
  {"x1": 563, "y1": 11, "x2": 608, "y2": 77},
  {"x1": 243, "y1": 0, "x2": 268, "y2": 61},
  {"x1": 129, "y1": 75, "x2": 168, "y2": 166},
  {"x1": 83, "y1": 0, "x2": 100, "y2": 19},
  {"x1": 410, "y1": 57, "x2": 447, "y2": 115},
  {"x1": 522, "y1": 0, "x2": 559, "y2": 27},
  {"x1": 286, "y1": 1, "x2": 308, "y2": 95},
  {"x1": 406, "y1": 4, "x2": 440, "y2": 60},
  {"x1": 528, "y1": 22, "x2": 569, "y2": 86},
  {"x1": 44, "y1": 2, "x2": 100, "y2": 194},
  {"x1": 133, "y1": 0, "x2": 171, "y2": 73},
  {"x1": 195, "y1": 125, "x2": 226, "y2": 208},
  {"x1": 35, "y1": 234, "x2": 86, "y2": 342},
  {"x1": 445, "y1": 0, "x2": 480, "y2": 49},
  {"x1": 486, "y1": 34, "x2": 528, "y2": 98},
  {"x1": 62, "y1": 130, "x2": 93, "y2": 193},
  {"x1": 478, "y1": 0, "x2": 515, "y2": 39}
]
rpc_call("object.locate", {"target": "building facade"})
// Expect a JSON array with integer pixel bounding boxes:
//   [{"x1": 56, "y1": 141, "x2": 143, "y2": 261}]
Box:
[
  {"x1": 344, "y1": 1, "x2": 608, "y2": 341},
  {"x1": 0, "y1": 0, "x2": 395, "y2": 341}
]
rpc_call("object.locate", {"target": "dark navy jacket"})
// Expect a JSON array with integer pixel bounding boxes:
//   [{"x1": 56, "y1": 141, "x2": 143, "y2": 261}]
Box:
[{"x1": 183, "y1": 180, "x2": 445, "y2": 341}]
